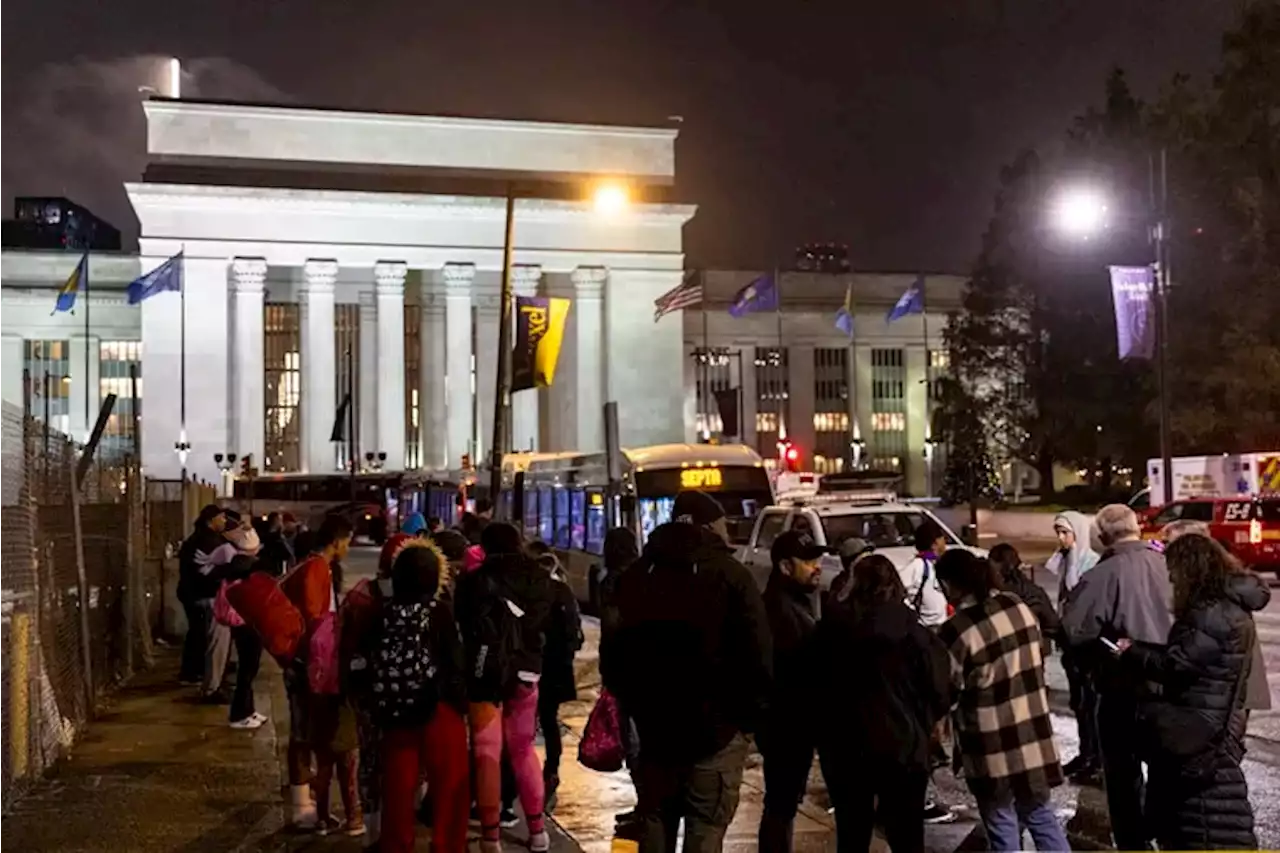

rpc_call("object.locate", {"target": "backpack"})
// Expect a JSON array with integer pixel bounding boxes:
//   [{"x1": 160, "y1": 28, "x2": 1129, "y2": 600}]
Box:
[
  {"x1": 911, "y1": 556, "x2": 933, "y2": 613},
  {"x1": 467, "y1": 571, "x2": 526, "y2": 702},
  {"x1": 371, "y1": 599, "x2": 440, "y2": 727}
]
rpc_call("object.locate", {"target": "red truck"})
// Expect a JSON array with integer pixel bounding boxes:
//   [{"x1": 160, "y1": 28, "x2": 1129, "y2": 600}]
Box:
[{"x1": 1141, "y1": 495, "x2": 1280, "y2": 575}]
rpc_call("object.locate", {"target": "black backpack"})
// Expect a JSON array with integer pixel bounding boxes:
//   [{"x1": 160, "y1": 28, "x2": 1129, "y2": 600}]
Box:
[
  {"x1": 372, "y1": 599, "x2": 440, "y2": 727},
  {"x1": 467, "y1": 572, "x2": 525, "y2": 702}
]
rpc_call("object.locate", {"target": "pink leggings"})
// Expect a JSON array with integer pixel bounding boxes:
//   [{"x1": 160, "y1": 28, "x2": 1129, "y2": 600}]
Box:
[{"x1": 470, "y1": 684, "x2": 545, "y2": 841}]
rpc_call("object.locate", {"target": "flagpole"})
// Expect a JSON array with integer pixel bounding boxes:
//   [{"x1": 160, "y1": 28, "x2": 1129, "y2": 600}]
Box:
[
  {"x1": 774, "y1": 267, "x2": 786, "y2": 441},
  {"x1": 701, "y1": 302, "x2": 710, "y2": 441},
  {"x1": 920, "y1": 277, "x2": 932, "y2": 495},
  {"x1": 84, "y1": 253, "x2": 91, "y2": 441}
]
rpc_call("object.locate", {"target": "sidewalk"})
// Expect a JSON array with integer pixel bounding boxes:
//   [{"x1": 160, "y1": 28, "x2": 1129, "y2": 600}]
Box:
[{"x1": 4, "y1": 647, "x2": 582, "y2": 853}]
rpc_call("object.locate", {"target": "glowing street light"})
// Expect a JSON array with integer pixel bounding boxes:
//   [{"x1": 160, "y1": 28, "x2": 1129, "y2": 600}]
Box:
[{"x1": 1051, "y1": 186, "x2": 1109, "y2": 239}]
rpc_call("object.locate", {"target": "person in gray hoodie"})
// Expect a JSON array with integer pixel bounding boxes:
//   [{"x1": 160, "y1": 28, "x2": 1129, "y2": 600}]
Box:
[
  {"x1": 1061, "y1": 503, "x2": 1173, "y2": 852},
  {"x1": 1046, "y1": 510, "x2": 1102, "y2": 782}
]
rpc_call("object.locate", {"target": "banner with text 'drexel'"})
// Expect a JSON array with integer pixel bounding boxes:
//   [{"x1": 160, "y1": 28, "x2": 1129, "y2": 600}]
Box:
[
  {"x1": 1108, "y1": 265, "x2": 1155, "y2": 360},
  {"x1": 512, "y1": 296, "x2": 571, "y2": 392}
]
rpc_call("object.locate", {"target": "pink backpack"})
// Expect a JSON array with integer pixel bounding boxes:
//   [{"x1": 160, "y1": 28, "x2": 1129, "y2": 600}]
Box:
[{"x1": 213, "y1": 580, "x2": 245, "y2": 628}]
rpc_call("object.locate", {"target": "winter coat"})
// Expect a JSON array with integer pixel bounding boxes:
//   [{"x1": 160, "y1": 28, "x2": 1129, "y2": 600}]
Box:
[
  {"x1": 1045, "y1": 510, "x2": 1099, "y2": 608},
  {"x1": 815, "y1": 597, "x2": 952, "y2": 771},
  {"x1": 762, "y1": 573, "x2": 819, "y2": 723},
  {"x1": 1122, "y1": 572, "x2": 1268, "y2": 850},
  {"x1": 1061, "y1": 539, "x2": 1173, "y2": 692},
  {"x1": 540, "y1": 576, "x2": 584, "y2": 705},
  {"x1": 999, "y1": 567, "x2": 1060, "y2": 660},
  {"x1": 178, "y1": 525, "x2": 225, "y2": 603},
  {"x1": 600, "y1": 521, "x2": 772, "y2": 763}
]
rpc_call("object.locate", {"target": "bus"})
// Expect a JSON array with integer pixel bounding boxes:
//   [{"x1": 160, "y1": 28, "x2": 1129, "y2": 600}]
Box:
[
  {"x1": 510, "y1": 443, "x2": 774, "y2": 603},
  {"x1": 227, "y1": 471, "x2": 462, "y2": 543}
]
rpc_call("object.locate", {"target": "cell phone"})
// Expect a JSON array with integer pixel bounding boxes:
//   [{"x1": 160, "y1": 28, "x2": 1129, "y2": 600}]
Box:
[{"x1": 1100, "y1": 637, "x2": 1121, "y2": 654}]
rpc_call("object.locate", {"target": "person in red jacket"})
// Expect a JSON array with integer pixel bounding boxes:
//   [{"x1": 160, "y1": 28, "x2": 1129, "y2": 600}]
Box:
[{"x1": 279, "y1": 515, "x2": 354, "y2": 831}]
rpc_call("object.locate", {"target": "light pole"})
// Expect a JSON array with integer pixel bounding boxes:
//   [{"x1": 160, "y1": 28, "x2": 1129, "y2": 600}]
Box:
[
  {"x1": 488, "y1": 181, "x2": 631, "y2": 504},
  {"x1": 214, "y1": 451, "x2": 238, "y2": 498},
  {"x1": 1050, "y1": 161, "x2": 1174, "y2": 504}
]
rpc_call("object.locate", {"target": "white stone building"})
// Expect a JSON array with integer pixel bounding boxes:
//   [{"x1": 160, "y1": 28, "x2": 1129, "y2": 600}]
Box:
[
  {"x1": 683, "y1": 270, "x2": 963, "y2": 496},
  {"x1": 2, "y1": 98, "x2": 696, "y2": 486}
]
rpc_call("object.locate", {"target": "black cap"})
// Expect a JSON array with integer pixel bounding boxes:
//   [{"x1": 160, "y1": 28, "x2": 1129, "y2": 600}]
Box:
[
  {"x1": 771, "y1": 530, "x2": 831, "y2": 566},
  {"x1": 196, "y1": 504, "x2": 224, "y2": 526},
  {"x1": 671, "y1": 491, "x2": 726, "y2": 526}
]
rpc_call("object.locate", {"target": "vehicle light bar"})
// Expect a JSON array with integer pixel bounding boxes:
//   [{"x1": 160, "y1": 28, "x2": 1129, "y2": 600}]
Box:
[{"x1": 781, "y1": 490, "x2": 897, "y2": 507}]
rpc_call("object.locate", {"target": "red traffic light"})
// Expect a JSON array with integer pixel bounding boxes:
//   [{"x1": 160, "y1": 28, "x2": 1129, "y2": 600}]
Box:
[{"x1": 786, "y1": 447, "x2": 798, "y2": 461}]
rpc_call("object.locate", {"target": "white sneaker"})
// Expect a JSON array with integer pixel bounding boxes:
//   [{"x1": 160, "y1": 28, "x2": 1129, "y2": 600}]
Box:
[
  {"x1": 249, "y1": 711, "x2": 269, "y2": 725},
  {"x1": 229, "y1": 715, "x2": 265, "y2": 729}
]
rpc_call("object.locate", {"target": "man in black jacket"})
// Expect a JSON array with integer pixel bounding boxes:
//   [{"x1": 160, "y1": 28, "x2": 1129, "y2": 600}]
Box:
[
  {"x1": 601, "y1": 491, "x2": 772, "y2": 853},
  {"x1": 758, "y1": 531, "x2": 827, "y2": 852}
]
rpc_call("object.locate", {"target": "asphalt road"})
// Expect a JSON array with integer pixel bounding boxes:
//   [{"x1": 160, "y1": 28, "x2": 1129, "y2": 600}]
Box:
[{"x1": 343, "y1": 542, "x2": 1280, "y2": 851}]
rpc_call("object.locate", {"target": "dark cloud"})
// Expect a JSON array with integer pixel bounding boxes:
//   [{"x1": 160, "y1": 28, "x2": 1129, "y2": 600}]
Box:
[{"x1": 1, "y1": 56, "x2": 287, "y2": 245}]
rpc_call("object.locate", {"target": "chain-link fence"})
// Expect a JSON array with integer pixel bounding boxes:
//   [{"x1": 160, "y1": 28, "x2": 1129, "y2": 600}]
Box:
[{"x1": 1, "y1": 401, "x2": 152, "y2": 809}]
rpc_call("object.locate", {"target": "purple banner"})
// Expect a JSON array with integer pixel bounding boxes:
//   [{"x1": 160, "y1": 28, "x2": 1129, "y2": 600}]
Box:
[{"x1": 1109, "y1": 265, "x2": 1155, "y2": 360}]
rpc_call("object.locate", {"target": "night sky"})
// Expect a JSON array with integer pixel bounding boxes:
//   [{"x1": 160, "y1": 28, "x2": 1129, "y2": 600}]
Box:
[{"x1": 1, "y1": 0, "x2": 1237, "y2": 272}]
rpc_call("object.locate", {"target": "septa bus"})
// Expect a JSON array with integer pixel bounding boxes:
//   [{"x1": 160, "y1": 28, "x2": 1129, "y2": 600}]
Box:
[{"x1": 503, "y1": 443, "x2": 774, "y2": 605}]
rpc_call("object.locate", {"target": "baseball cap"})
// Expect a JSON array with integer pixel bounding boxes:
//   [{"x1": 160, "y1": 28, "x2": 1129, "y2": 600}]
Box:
[
  {"x1": 771, "y1": 530, "x2": 831, "y2": 566},
  {"x1": 671, "y1": 490, "x2": 726, "y2": 526}
]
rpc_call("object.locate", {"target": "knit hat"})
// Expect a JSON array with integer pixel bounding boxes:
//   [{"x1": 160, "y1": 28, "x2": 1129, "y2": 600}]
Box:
[{"x1": 671, "y1": 490, "x2": 726, "y2": 526}]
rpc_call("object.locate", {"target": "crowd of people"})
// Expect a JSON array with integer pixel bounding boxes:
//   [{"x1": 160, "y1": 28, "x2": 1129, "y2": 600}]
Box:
[{"x1": 177, "y1": 491, "x2": 1269, "y2": 853}]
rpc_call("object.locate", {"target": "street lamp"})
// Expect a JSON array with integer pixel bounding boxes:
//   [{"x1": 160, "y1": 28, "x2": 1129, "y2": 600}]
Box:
[
  {"x1": 364, "y1": 451, "x2": 388, "y2": 472},
  {"x1": 214, "y1": 451, "x2": 238, "y2": 499},
  {"x1": 1051, "y1": 156, "x2": 1174, "y2": 504},
  {"x1": 488, "y1": 180, "x2": 631, "y2": 504}
]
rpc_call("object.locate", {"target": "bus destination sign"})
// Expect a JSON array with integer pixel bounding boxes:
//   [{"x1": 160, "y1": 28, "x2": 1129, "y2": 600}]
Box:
[{"x1": 680, "y1": 467, "x2": 724, "y2": 490}]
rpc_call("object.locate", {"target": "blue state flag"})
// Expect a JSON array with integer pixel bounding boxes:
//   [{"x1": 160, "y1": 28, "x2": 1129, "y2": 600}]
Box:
[
  {"x1": 835, "y1": 282, "x2": 855, "y2": 337},
  {"x1": 886, "y1": 275, "x2": 926, "y2": 323},
  {"x1": 52, "y1": 253, "x2": 89, "y2": 314},
  {"x1": 728, "y1": 273, "x2": 780, "y2": 318},
  {"x1": 127, "y1": 252, "x2": 184, "y2": 304}
]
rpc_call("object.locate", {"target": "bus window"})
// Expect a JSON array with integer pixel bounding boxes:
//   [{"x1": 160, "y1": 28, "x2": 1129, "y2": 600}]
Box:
[
  {"x1": 554, "y1": 487, "x2": 571, "y2": 549},
  {"x1": 522, "y1": 482, "x2": 540, "y2": 541},
  {"x1": 638, "y1": 496, "x2": 675, "y2": 543},
  {"x1": 569, "y1": 489, "x2": 586, "y2": 551},
  {"x1": 585, "y1": 489, "x2": 606, "y2": 555},
  {"x1": 538, "y1": 486, "x2": 554, "y2": 544}
]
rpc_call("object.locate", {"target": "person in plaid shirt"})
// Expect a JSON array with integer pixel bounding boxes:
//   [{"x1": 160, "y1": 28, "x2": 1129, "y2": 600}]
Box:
[{"x1": 935, "y1": 550, "x2": 1071, "y2": 853}]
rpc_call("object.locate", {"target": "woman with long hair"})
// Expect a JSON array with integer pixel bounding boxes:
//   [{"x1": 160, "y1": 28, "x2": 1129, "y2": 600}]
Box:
[
  {"x1": 1118, "y1": 534, "x2": 1267, "y2": 850},
  {"x1": 815, "y1": 554, "x2": 952, "y2": 853}
]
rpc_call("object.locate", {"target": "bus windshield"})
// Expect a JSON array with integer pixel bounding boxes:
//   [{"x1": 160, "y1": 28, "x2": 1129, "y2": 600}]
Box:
[{"x1": 634, "y1": 466, "x2": 773, "y2": 544}]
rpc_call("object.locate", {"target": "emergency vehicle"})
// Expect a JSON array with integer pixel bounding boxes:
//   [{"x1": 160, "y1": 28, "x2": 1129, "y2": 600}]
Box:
[
  {"x1": 1141, "y1": 496, "x2": 1280, "y2": 575},
  {"x1": 1145, "y1": 452, "x2": 1280, "y2": 508}
]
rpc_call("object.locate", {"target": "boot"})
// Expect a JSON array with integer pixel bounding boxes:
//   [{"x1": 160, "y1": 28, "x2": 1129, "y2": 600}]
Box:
[{"x1": 290, "y1": 784, "x2": 318, "y2": 829}]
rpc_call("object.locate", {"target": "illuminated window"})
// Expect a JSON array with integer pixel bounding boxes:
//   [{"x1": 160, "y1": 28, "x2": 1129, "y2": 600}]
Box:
[
  {"x1": 404, "y1": 302, "x2": 421, "y2": 469},
  {"x1": 813, "y1": 412, "x2": 850, "y2": 432},
  {"x1": 871, "y1": 412, "x2": 906, "y2": 431},
  {"x1": 813, "y1": 348, "x2": 850, "y2": 464},
  {"x1": 869, "y1": 456, "x2": 903, "y2": 472},
  {"x1": 813, "y1": 455, "x2": 845, "y2": 474},
  {"x1": 930, "y1": 349, "x2": 950, "y2": 369},
  {"x1": 754, "y1": 347, "x2": 788, "y2": 458},
  {"x1": 24, "y1": 339, "x2": 71, "y2": 435},
  {"x1": 99, "y1": 341, "x2": 142, "y2": 461},
  {"x1": 264, "y1": 303, "x2": 301, "y2": 472},
  {"x1": 756, "y1": 411, "x2": 779, "y2": 434},
  {"x1": 692, "y1": 346, "x2": 735, "y2": 440}
]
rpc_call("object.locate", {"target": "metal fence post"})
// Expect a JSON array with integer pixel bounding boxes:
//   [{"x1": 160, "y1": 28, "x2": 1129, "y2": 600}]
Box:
[{"x1": 69, "y1": 467, "x2": 94, "y2": 718}]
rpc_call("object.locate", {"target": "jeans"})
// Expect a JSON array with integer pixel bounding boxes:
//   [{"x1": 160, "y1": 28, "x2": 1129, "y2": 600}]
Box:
[
  {"x1": 471, "y1": 683, "x2": 546, "y2": 842},
  {"x1": 200, "y1": 599, "x2": 231, "y2": 696},
  {"x1": 1064, "y1": 651, "x2": 1100, "y2": 766},
  {"x1": 1098, "y1": 691, "x2": 1150, "y2": 850},
  {"x1": 820, "y1": 750, "x2": 927, "y2": 853},
  {"x1": 757, "y1": 722, "x2": 816, "y2": 853},
  {"x1": 538, "y1": 693, "x2": 564, "y2": 784},
  {"x1": 229, "y1": 626, "x2": 262, "y2": 723},
  {"x1": 179, "y1": 600, "x2": 206, "y2": 681},
  {"x1": 977, "y1": 792, "x2": 1071, "y2": 852},
  {"x1": 635, "y1": 733, "x2": 748, "y2": 853},
  {"x1": 284, "y1": 663, "x2": 314, "y2": 786},
  {"x1": 381, "y1": 706, "x2": 470, "y2": 853}
]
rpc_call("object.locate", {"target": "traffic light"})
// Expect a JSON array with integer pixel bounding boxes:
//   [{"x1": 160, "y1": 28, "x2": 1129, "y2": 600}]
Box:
[
  {"x1": 460, "y1": 453, "x2": 472, "y2": 471},
  {"x1": 239, "y1": 453, "x2": 253, "y2": 479},
  {"x1": 777, "y1": 439, "x2": 801, "y2": 472}
]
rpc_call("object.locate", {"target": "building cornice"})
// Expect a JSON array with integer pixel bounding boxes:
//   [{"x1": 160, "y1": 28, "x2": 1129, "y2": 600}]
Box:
[{"x1": 126, "y1": 182, "x2": 697, "y2": 228}]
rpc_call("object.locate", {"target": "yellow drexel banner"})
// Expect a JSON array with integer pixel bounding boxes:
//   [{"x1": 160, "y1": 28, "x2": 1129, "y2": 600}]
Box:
[{"x1": 512, "y1": 296, "x2": 571, "y2": 392}]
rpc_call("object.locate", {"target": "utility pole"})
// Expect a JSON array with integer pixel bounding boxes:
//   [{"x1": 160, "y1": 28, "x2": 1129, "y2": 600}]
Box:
[{"x1": 488, "y1": 189, "x2": 517, "y2": 501}]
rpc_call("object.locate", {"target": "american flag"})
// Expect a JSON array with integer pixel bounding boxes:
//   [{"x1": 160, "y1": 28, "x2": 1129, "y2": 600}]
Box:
[{"x1": 653, "y1": 270, "x2": 703, "y2": 322}]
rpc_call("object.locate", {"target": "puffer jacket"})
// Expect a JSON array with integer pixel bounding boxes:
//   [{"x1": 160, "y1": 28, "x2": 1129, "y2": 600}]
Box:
[{"x1": 1124, "y1": 572, "x2": 1269, "y2": 850}]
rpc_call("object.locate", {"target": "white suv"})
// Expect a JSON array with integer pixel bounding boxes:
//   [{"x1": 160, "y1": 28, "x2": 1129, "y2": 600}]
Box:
[{"x1": 739, "y1": 497, "x2": 987, "y2": 595}]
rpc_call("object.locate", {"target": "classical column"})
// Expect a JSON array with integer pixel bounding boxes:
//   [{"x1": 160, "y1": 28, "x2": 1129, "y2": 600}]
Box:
[
  {"x1": 231, "y1": 257, "x2": 267, "y2": 467},
  {"x1": 1, "y1": 335, "x2": 23, "y2": 408},
  {"x1": 510, "y1": 264, "x2": 542, "y2": 452},
  {"x1": 420, "y1": 280, "x2": 447, "y2": 469},
  {"x1": 787, "y1": 344, "x2": 817, "y2": 466},
  {"x1": 570, "y1": 267, "x2": 607, "y2": 451},
  {"x1": 443, "y1": 263, "x2": 475, "y2": 468},
  {"x1": 300, "y1": 259, "x2": 338, "y2": 474},
  {"x1": 604, "y1": 269, "x2": 685, "y2": 446},
  {"x1": 739, "y1": 347, "x2": 759, "y2": 450},
  {"x1": 905, "y1": 344, "x2": 929, "y2": 496},
  {"x1": 358, "y1": 291, "x2": 377, "y2": 465},
  {"x1": 375, "y1": 261, "x2": 408, "y2": 471},
  {"x1": 67, "y1": 334, "x2": 101, "y2": 442},
  {"x1": 474, "y1": 289, "x2": 499, "y2": 462}
]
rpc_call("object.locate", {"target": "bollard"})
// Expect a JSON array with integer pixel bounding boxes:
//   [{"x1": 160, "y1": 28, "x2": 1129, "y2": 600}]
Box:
[{"x1": 9, "y1": 612, "x2": 31, "y2": 779}]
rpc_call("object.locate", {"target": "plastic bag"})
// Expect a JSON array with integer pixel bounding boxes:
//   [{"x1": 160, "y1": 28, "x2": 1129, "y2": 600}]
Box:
[{"x1": 578, "y1": 688, "x2": 625, "y2": 773}]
